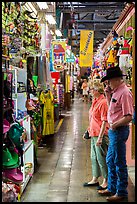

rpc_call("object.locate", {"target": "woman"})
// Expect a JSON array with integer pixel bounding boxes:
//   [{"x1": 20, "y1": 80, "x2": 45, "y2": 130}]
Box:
[
  {"x1": 83, "y1": 79, "x2": 109, "y2": 190},
  {"x1": 81, "y1": 79, "x2": 89, "y2": 102}
]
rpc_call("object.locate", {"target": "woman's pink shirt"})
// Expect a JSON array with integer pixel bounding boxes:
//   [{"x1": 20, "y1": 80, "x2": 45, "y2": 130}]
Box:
[{"x1": 88, "y1": 94, "x2": 109, "y2": 137}]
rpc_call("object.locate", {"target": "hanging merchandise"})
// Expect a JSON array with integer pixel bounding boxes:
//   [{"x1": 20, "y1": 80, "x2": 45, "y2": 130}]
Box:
[
  {"x1": 120, "y1": 38, "x2": 130, "y2": 55},
  {"x1": 125, "y1": 26, "x2": 134, "y2": 56},
  {"x1": 119, "y1": 54, "x2": 132, "y2": 85},
  {"x1": 111, "y1": 30, "x2": 119, "y2": 64},
  {"x1": 56, "y1": 84, "x2": 64, "y2": 108},
  {"x1": 3, "y1": 119, "x2": 10, "y2": 134},
  {"x1": 32, "y1": 75, "x2": 38, "y2": 87},
  {"x1": 66, "y1": 46, "x2": 75, "y2": 63},
  {"x1": 107, "y1": 49, "x2": 116, "y2": 64},
  {"x1": 39, "y1": 89, "x2": 54, "y2": 136},
  {"x1": 117, "y1": 36, "x2": 124, "y2": 56},
  {"x1": 51, "y1": 72, "x2": 60, "y2": 85},
  {"x1": 106, "y1": 30, "x2": 119, "y2": 67},
  {"x1": 37, "y1": 55, "x2": 47, "y2": 86}
]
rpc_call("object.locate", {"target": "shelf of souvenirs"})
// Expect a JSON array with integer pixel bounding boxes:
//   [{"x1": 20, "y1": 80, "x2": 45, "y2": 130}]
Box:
[
  {"x1": 22, "y1": 140, "x2": 33, "y2": 153},
  {"x1": 2, "y1": 54, "x2": 10, "y2": 60},
  {"x1": 3, "y1": 106, "x2": 13, "y2": 114},
  {"x1": 2, "y1": 42, "x2": 8, "y2": 46}
]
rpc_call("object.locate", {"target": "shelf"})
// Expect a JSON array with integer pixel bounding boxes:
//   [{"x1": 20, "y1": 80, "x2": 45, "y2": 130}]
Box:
[
  {"x1": 20, "y1": 174, "x2": 32, "y2": 195},
  {"x1": 16, "y1": 115, "x2": 30, "y2": 123},
  {"x1": 20, "y1": 140, "x2": 34, "y2": 195},
  {"x1": 23, "y1": 140, "x2": 33, "y2": 153},
  {"x1": 2, "y1": 55, "x2": 10, "y2": 60},
  {"x1": 3, "y1": 107, "x2": 12, "y2": 113}
]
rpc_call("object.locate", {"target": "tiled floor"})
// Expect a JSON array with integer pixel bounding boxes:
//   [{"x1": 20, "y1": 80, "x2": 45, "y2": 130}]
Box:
[{"x1": 21, "y1": 96, "x2": 135, "y2": 202}]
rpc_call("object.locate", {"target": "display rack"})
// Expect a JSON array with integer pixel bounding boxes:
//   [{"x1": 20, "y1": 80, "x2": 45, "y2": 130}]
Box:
[
  {"x1": 15, "y1": 115, "x2": 34, "y2": 195},
  {"x1": 2, "y1": 2, "x2": 37, "y2": 201},
  {"x1": 2, "y1": 71, "x2": 13, "y2": 114},
  {"x1": 9, "y1": 66, "x2": 27, "y2": 119},
  {"x1": 20, "y1": 140, "x2": 34, "y2": 194}
]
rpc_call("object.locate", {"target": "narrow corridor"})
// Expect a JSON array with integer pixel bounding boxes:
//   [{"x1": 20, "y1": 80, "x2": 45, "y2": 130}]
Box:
[{"x1": 21, "y1": 96, "x2": 135, "y2": 202}]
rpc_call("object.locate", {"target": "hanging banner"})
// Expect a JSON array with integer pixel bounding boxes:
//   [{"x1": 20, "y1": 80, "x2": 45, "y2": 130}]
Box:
[
  {"x1": 66, "y1": 46, "x2": 75, "y2": 63},
  {"x1": 51, "y1": 39, "x2": 66, "y2": 71},
  {"x1": 79, "y1": 30, "x2": 94, "y2": 67}
]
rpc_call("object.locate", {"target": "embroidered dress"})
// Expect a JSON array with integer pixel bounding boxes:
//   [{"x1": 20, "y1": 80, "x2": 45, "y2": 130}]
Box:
[{"x1": 40, "y1": 90, "x2": 54, "y2": 136}]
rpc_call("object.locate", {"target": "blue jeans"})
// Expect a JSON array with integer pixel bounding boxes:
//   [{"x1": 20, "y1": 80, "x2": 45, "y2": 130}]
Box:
[{"x1": 106, "y1": 126, "x2": 129, "y2": 197}]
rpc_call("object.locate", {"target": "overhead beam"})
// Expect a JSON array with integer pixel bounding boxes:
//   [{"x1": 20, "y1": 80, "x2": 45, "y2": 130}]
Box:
[
  {"x1": 58, "y1": 7, "x2": 123, "y2": 13},
  {"x1": 57, "y1": 3, "x2": 125, "y2": 7},
  {"x1": 75, "y1": 20, "x2": 117, "y2": 23},
  {"x1": 75, "y1": 28, "x2": 112, "y2": 31}
]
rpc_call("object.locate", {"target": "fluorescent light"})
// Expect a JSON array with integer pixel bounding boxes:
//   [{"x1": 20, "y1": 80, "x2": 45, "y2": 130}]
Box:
[
  {"x1": 46, "y1": 15, "x2": 56, "y2": 25},
  {"x1": 27, "y1": 2, "x2": 37, "y2": 15},
  {"x1": 36, "y1": 2, "x2": 48, "y2": 10},
  {"x1": 24, "y1": 4, "x2": 32, "y2": 12},
  {"x1": 55, "y1": 29, "x2": 62, "y2": 37}
]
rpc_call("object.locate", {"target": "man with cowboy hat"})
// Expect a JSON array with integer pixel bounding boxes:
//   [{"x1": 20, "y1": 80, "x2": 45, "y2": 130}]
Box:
[{"x1": 98, "y1": 66, "x2": 134, "y2": 202}]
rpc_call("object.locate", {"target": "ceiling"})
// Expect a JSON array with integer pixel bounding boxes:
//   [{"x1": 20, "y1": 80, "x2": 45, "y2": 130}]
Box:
[{"x1": 56, "y1": 2, "x2": 126, "y2": 56}]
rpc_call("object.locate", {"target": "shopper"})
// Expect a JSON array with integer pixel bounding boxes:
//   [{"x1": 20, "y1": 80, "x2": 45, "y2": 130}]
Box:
[
  {"x1": 88, "y1": 73, "x2": 93, "y2": 102},
  {"x1": 98, "y1": 66, "x2": 134, "y2": 202},
  {"x1": 83, "y1": 79, "x2": 109, "y2": 189},
  {"x1": 78, "y1": 79, "x2": 83, "y2": 96},
  {"x1": 81, "y1": 79, "x2": 89, "y2": 102}
]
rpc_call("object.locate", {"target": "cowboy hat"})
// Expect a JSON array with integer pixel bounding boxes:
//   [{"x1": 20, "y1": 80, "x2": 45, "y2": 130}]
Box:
[
  {"x1": 101, "y1": 66, "x2": 126, "y2": 82},
  {"x1": 3, "y1": 167, "x2": 23, "y2": 183},
  {"x1": 3, "y1": 148, "x2": 19, "y2": 168}
]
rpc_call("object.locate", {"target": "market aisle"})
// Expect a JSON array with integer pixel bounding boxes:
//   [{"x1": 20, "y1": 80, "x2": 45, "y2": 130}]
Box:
[{"x1": 21, "y1": 95, "x2": 135, "y2": 202}]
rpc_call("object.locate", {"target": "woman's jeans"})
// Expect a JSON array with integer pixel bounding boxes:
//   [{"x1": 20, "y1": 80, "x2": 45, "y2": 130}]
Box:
[
  {"x1": 91, "y1": 135, "x2": 109, "y2": 179},
  {"x1": 106, "y1": 126, "x2": 129, "y2": 197}
]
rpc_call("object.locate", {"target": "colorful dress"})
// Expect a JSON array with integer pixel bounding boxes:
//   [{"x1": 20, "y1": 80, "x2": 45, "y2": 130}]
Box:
[{"x1": 39, "y1": 90, "x2": 54, "y2": 136}]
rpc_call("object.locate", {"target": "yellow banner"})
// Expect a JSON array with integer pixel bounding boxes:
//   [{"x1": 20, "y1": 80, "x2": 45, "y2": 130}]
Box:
[{"x1": 79, "y1": 30, "x2": 94, "y2": 67}]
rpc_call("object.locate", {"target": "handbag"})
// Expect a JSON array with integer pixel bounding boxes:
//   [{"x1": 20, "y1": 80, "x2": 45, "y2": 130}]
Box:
[{"x1": 83, "y1": 130, "x2": 91, "y2": 139}]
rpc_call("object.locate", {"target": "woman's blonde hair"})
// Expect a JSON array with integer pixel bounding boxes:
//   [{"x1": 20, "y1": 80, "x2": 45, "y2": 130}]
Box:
[{"x1": 91, "y1": 79, "x2": 104, "y2": 94}]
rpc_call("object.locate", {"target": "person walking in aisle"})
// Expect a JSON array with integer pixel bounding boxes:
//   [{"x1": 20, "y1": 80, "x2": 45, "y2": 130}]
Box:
[
  {"x1": 78, "y1": 79, "x2": 83, "y2": 98},
  {"x1": 81, "y1": 79, "x2": 89, "y2": 102},
  {"x1": 83, "y1": 79, "x2": 109, "y2": 190},
  {"x1": 98, "y1": 66, "x2": 134, "y2": 202}
]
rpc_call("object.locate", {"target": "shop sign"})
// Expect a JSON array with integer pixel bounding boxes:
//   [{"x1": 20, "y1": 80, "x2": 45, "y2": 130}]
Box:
[
  {"x1": 51, "y1": 39, "x2": 66, "y2": 71},
  {"x1": 66, "y1": 58, "x2": 75, "y2": 63},
  {"x1": 66, "y1": 48, "x2": 75, "y2": 63}
]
